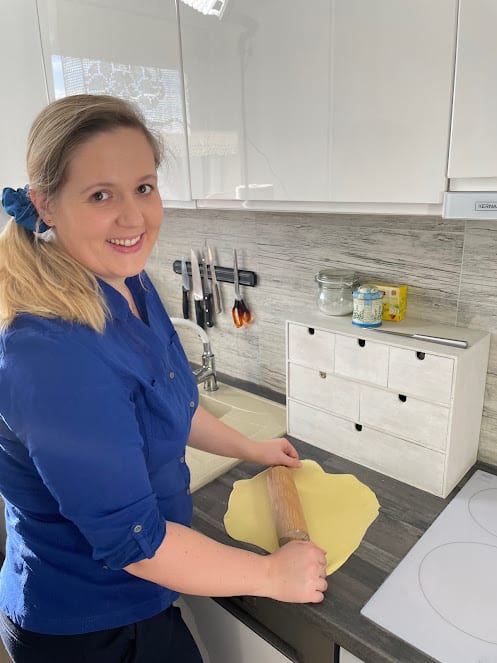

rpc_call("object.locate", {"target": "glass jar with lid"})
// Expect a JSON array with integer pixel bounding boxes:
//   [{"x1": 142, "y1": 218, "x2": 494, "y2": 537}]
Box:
[{"x1": 315, "y1": 269, "x2": 357, "y2": 316}]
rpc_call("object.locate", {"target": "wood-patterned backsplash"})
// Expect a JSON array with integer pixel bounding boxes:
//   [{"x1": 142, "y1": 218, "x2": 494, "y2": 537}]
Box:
[{"x1": 147, "y1": 209, "x2": 497, "y2": 464}]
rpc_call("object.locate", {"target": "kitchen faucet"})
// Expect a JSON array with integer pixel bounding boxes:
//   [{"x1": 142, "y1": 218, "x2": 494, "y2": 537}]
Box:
[{"x1": 170, "y1": 318, "x2": 218, "y2": 392}]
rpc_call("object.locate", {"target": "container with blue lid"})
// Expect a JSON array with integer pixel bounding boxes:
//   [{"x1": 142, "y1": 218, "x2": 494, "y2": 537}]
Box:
[{"x1": 352, "y1": 286, "x2": 384, "y2": 328}]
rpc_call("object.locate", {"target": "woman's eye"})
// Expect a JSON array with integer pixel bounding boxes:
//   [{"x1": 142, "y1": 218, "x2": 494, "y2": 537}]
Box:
[
  {"x1": 137, "y1": 184, "x2": 153, "y2": 195},
  {"x1": 91, "y1": 191, "x2": 109, "y2": 202}
]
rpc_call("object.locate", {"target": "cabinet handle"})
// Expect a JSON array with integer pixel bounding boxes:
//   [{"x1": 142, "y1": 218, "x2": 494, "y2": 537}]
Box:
[
  {"x1": 308, "y1": 327, "x2": 315, "y2": 335},
  {"x1": 358, "y1": 339, "x2": 366, "y2": 348},
  {"x1": 416, "y1": 351, "x2": 426, "y2": 360},
  {"x1": 355, "y1": 423, "x2": 363, "y2": 432},
  {"x1": 319, "y1": 371, "x2": 327, "y2": 379},
  {"x1": 398, "y1": 394, "x2": 407, "y2": 402}
]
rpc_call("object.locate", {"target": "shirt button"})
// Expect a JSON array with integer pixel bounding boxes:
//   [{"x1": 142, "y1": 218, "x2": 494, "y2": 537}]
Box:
[
  {"x1": 133, "y1": 524, "x2": 143, "y2": 534},
  {"x1": 169, "y1": 371, "x2": 175, "y2": 379},
  {"x1": 189, "y1": 401, "x2": 195, "y2": 408},
  {"x1": 180, "y1": 456, "x2": 185, "y2": 463}
]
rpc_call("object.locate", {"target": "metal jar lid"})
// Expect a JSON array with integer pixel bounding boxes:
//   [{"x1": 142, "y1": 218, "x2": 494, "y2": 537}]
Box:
[
  {"x1": 315, "y1": 269, "x2": 356, "y2": 287},
  {"x1": 353, "y1": 285, "x2": 383, "y2": 300}
]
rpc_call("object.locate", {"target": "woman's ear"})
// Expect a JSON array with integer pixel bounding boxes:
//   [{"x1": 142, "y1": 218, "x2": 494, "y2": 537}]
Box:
[{"x1": 29, "y1": 188, "x2": 54, "y2": 227}]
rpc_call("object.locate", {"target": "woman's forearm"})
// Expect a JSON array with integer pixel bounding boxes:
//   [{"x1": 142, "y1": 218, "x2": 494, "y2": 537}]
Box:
[
  {"x1": 124, "y1": 522, "x2": 327, "y2": 604},
  {"x1": 125, "y1": 522, "x2": 267, "y2": 597},
  {"x1": 187, "y1": 405, "x2": 258, "y2": 461}
]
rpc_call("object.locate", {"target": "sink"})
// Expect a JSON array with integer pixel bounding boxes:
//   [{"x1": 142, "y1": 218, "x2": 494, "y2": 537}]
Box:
[{"x1": 186, "y1": 382, "x2": 286, "y2": 492}]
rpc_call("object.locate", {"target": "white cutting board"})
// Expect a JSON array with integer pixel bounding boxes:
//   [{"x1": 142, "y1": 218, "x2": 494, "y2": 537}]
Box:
[{"x1": 361, "y1": 470, "x2": 497, "y2": 663}]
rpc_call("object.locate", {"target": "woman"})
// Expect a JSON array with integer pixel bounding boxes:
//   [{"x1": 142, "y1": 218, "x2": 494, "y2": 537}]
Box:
[{"x1": 0, "y1": 95, "x2": 327, "y2": 662}]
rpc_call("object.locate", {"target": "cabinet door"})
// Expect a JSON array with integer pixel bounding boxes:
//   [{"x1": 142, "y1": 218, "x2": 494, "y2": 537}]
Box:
[
  {"x1": 339, "y1": 648, "x2": 364, "y2": 663},
  {"x1": 0, "y1": 1, "x2": 49, "y2": 190},
  {"x1": 448, "y1": 0, "x2": 497, "y2": 189},
  {"x1": 177, "y1": 596, "x2": 294, "y2": 663},
  {"x1": 179, "y1": 0, "x2": 456, "y2": 204},
  {"x1": 36, "y1": 0, "x2": 191, "y2": 202}
]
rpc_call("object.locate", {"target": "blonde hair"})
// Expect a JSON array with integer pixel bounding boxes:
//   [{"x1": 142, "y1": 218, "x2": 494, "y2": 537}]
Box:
[{"x1": 0, "y1": 94, "x2": 163, "y2": 333}]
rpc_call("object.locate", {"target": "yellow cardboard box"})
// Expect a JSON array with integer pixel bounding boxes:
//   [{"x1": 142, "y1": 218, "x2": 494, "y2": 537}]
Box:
[{"x1": 365, "y1": 283, "x2": 408, "y2": 321}]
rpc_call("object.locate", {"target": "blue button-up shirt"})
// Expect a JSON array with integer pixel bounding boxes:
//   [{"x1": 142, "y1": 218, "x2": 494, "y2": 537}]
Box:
[{"x1": 0, "y1": 272, "x2": 198, "y2": 634}]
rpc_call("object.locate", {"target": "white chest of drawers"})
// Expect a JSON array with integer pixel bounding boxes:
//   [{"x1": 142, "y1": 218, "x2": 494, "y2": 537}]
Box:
[{"x1": 286, "y1": 313, "x2": 490, "y2": 497}]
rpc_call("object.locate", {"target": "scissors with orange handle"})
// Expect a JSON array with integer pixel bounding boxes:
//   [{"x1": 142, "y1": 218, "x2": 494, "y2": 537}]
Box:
[{"x1": 232, "y1": 249, "x2": 253, "y2": 328}]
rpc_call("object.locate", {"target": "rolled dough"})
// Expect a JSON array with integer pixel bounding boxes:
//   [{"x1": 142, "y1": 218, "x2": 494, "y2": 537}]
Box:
[{"x1": 224, "y1": 459, "x2": 380, "y2": 576}]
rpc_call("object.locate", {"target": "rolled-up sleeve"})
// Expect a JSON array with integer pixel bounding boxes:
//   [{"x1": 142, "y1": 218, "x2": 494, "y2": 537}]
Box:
[{"x1": 0, "y1": 329, "x2": 166, "y2": 570}]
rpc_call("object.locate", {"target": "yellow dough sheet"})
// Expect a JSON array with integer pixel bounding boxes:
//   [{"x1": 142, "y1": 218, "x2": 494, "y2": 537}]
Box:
[{"x1": 224, "y1": 459, "x2": 380, "y2": 576}]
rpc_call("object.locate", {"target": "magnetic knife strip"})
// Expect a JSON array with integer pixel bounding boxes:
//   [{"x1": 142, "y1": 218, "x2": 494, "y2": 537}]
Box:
[{"x1": 173, "y1": 260, "x2": 257, "y2": 287}]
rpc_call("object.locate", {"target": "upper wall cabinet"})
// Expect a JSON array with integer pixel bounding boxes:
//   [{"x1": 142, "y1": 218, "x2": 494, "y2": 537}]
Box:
[
  {"x1": 37, "y1": 0, "x2": 191, "y2": 202},
  {"x1": 0, "y1": 1, "x2": 49, "y2": 190},
  {"x1": 448, "y1": 0, "x2": 497, "y2": 192},
  {"x1": 179, "y1": 0, "x2": 457, "y2": 205}
]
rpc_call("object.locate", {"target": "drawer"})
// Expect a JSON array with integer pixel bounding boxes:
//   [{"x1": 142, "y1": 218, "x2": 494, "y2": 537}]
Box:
[
  {"x1": 388, "y1": 346, "x2": 454, "y2": 405},
  {"x1": 360, "y1": 384, "x2": 450, "y2": 451},
  {"x1": 287, "y1": 323, "x2": 334, "y2": 370},
  {"x1": 288, "y1": 362, "x2": 359, "y2": 420},
  {"x1": 334, "y1": 334, "x2": 389, "y2": 386},
  {"x1": 288, "y1": 400, "x2": 445, "y2": 495}
]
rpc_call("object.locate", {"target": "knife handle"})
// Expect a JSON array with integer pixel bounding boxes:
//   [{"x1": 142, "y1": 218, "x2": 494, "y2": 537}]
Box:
[
  {"x1": 194, "y1": 299, "x2": 205, "y2": 329},
  {"x1": 182, "y1": 287, "x2": 189, "y2": 319},
  {"x1": 204, "y1": 293, "x2": 213, "y2": 327}
]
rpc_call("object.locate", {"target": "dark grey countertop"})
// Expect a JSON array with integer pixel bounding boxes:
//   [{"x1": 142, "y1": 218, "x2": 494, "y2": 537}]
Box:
[{"x1": 191, "y1": 435, "x2": 496, "y2": 663}]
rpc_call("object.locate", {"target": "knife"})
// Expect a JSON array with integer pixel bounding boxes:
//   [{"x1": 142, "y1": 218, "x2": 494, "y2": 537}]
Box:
[
  {"x1": 207, "y1": 242, "x2": 223, "y2": 314},
  {"x1": 190, "y1": 249, "x2": 205, "y2": 328},
  {"x1": 371, "y1": 328, "x2": 468, "y2": 349},
  {"x1": 181, "y1": 256, "x2": 190, "y2": 319},
  {"x1": 202, "y1": 243, "x2": 213, "y2": 328}
]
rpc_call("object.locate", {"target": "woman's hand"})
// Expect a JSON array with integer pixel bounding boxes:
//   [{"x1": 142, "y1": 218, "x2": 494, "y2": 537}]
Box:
[
  {"x1": 264, "y1": 540, "x2": 328, "y2": 603},
  {"x1": 188, "y1": 407, "x2": 302, "y2": 468},
  {"x1": 249, "y1": 437, "x2": 302, "y2": 468}
]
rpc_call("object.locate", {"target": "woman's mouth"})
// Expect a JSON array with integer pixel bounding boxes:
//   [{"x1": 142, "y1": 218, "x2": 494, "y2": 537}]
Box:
[{"x1": 106, "y1": 234, "x2": 144, "y2": 252}]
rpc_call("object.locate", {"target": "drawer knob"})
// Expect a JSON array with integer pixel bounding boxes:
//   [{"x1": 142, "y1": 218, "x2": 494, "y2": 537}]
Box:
[
  {"x1": 319, "y1": 371, "x2": 327, "y2": 379},
  {"x1": 416, "y1": 351, "x2": 426, "y2": 360},
  {"x1": 398, "y1": 394, "x2": 407, "y2": 403},
  {"x1": 308, "y1": 327, "x2": 315, "y2": 335},
  {"x1": 358, "y1": 339, "x2": 366, "y2": 348},
  {"x1": 355, "y1": 423, "x2": 363, "y2": 432}
]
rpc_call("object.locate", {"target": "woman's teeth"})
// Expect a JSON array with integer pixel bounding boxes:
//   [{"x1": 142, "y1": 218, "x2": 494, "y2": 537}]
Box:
[{"x1": 108, "y1": 235, "x2": 141, "y2": 247}]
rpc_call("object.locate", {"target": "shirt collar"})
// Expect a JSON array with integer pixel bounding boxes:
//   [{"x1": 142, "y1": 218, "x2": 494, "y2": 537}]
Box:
[{"x1": 97, "y1": 274, "x2": 144, "y2": 322}]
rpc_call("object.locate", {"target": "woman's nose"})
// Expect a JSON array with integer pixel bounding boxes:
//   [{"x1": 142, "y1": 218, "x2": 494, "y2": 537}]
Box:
[{"x1": 117, "y1": 194, "x2": 143, "y2": 226}]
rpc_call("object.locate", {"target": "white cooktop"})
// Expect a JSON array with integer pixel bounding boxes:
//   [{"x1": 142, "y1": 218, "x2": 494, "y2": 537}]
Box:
[{"x1": 361, "y1": 470, "x2": 497, "y2": 663}]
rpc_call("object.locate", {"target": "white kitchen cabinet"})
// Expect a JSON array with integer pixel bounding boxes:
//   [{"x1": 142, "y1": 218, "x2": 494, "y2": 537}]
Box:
[
  {"x1": 0, "y1": 1, "x2": 49, "y2": 190},
  {"x1": 286, "y1": 313, "x2": 490, "y2": 498},
  {"x1": 177, "y1": 596, "x2": 294, "y2": 663},
  {"x1": 179, "y1": 0, "x2": 457, "y2": 205},
  {"x1": 339, "y1": 649, "x2": 364, "y2": 663},
  {"x1": 448, "y1": 0, "x2": 497, "y2": 191},
  {"x1": 36, "y1": 0, "x2": 191, "y2": 203}
]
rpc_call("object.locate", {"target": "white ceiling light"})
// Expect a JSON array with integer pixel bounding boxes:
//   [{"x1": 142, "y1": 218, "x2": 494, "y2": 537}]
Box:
[{"x1": 179, "y1": 0, "x2": 228, "y2": 19}]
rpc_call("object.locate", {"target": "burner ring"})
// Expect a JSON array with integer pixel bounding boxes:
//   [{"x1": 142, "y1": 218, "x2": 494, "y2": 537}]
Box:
[
  {"x1": 419, "y1": 541, "x2": 497, "y2": 644},
  {"x1": 468, "y1": 488, "x2": 497, "y2": 537}
]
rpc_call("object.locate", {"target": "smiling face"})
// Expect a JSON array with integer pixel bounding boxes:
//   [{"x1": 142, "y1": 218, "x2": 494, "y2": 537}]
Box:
[{"x1": 41, "y1": 127, "x2": 163, "y2": 291}]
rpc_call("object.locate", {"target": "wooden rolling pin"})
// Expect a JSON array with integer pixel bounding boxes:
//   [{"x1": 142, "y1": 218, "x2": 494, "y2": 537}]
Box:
[{"x1": 266, "y1": 466, "x2": 310, "y2": 546}]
